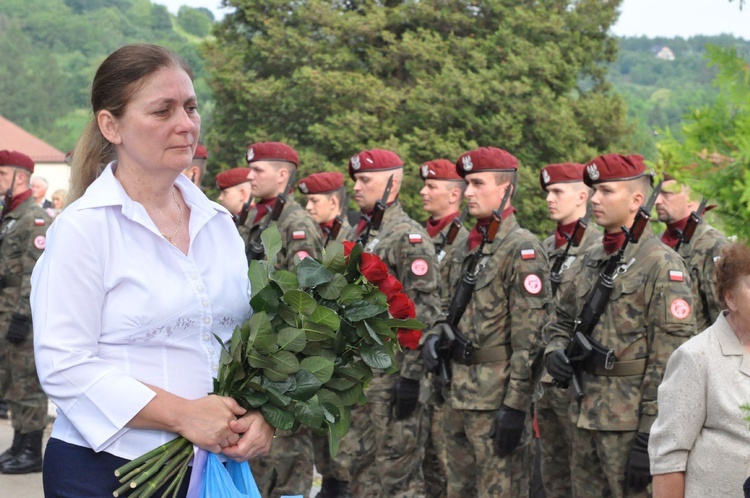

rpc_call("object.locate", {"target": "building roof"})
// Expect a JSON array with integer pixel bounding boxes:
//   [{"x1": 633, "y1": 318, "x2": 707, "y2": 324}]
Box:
[{"x1": 0, "y1": 115, "x2": 66, "y2": 163}]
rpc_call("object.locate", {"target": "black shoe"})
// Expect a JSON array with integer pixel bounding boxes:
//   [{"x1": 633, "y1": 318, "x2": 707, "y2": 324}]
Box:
[
  {"x1": 0, "y1": 430, "x2": 42, "y2": 474},
  {"x1": 0, "y1": 431, "x2": 23, "y2": 466},
  {"x1": 316, "y1": 477, "x2": 351, "y2": 498}
]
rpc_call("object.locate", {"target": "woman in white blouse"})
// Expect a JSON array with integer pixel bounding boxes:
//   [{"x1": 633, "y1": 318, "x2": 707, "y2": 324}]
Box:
[
  {"x1": 650, "y1": 242, "x2": 750, "y2": 497},
  {"x1": 31, "y1": 44, "x2": 273, "y2": 497}
]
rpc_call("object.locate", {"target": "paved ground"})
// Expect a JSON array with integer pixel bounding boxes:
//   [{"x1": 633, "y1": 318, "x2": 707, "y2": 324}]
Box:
[{"x1": 0, "y1": 408, "x2": 321, "y2": 497}]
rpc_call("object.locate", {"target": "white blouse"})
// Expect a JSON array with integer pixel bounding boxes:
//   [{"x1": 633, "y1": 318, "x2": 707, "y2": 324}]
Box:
[{"x1": 31, "y1": 163, "x2": 251, "y2": 460}]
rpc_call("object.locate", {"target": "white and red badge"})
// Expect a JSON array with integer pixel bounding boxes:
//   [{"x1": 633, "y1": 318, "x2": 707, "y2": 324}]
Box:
[
  {"x1": 521, "y1": 249, "x2": 536, "y2": 260},
  {"x1": 296, "y1": 250, "x2": 310, "y2": 260},
  {"x1": 292, "y1": 230, "x2": 306, "y2": 240},
  {"x1": 670, "y1": 298, "x2": 691, "y2": 319},
  {"x1": 523, "y1": 274, "x2": 543, "y2": 294},
  {"x1": 411, "y1": 258, "x2": 429, "y2": 276},
  {"x1": 34, "y1": 218, "x2": 45, "y2": 226},
  {"x1": 408, "y1": 233, "x2": 422, "y2": 244},
  {"x1": 34, "y1": 235, "x2": 46, "y2": 250},
  {"x1": 669, "y1": 270, "x2": 684, "y2": 282}
]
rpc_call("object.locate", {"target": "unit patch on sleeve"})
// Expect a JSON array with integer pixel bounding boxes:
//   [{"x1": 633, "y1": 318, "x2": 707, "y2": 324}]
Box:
[
  {"x1": 523, "y1": 274, "x2": 543, "y2": 295},
  {"x1": 670, "y1": 298, "x2": 691, "y2": 320},
  {"x1": 34, "y1": 218, "x2": 46, "y2": 226},
  {"x1": 292, "y1": 230, "x2": 307, "y2": 240},
  {"x1": 295, "y1": 250, "x2": 310, "y2": 260},
  {"x1": 408, "y1": 233, "x2": 423, "y2": 244},
  {"x1": 668, "y1": 270, "x2": 684, "y2": 282},
  {"x1": 34, "y1": 235, "x2": 46, "y2": 250},
  {"x1": 521, "y1": 248, "x2": 536, "y2": 260},
  {"x1": 411, "y1": 258, "x2": 429, "y2": 276}
]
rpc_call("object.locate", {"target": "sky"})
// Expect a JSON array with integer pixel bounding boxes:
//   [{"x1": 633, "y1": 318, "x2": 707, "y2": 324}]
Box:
[{"x1": 156, "y1": 0, "x2": 750, "y2": 40}]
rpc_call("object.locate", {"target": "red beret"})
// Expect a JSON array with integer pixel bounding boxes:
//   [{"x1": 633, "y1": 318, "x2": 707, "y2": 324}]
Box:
[
  {"x1": 456, "y1": 147, "x2": 518, "y2": 178},
  {"x1": 194, "y1": 144, "x2": 208, "y2": 159},
  {"x1": 420, "y1": 159, "x2": 463, "y2": 181},
  {"x1": 539, "y1": 163, "x2": 586, "y2": 191},
  {"x1": 0, "y1": 150, "x2": 34, "y2": 173},
  {"x1": 246, "y1": 142, "x2": 299, "y2": 167},
  {"x1": 215, "y1": 167, "x2": 251, "y2": 190},
  {"x1": 348, "y1": 149, "x2": 403, "y2": 180},
  {"x1": 583, "y1": 154, "x2": 648, "y2": 187},
  {"x1": 298, "y1": 172, "x2": 345, "y2": 195}
]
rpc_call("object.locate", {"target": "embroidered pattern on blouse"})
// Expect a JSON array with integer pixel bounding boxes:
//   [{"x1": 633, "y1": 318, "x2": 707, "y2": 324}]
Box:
[{"x1": 128, "y1": 316, "x2": 198, "y2": 343}]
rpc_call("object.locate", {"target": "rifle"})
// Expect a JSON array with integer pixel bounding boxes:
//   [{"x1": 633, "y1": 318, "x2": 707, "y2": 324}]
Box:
[
  {"x1": 356, "y1": 174, "x2": 393, "y2": 249},
  {"x1": 561, "y1": 179, "x2": 663, "y2": 401},
  {"x1": 324, "y1": 215, "x2": 343, "y2": 246},
  {"x1": 435, "y1": 186, "x2": 513, "y2": 384},
  {"x1": 237, "y1": 199, "x2": 253, "y2": 227},
  {"x1": 549, "y1": 206, "x2": 591, "y2": 296},
  {"x1": 674, "y1": 198, "x2": 707, "y2": 252},
  {"x1": 437, "y1": 206, "x2": 469, "y2": 263},
  {"x1": 246, "y1": 169, "x2": 297, "y2": 261}
]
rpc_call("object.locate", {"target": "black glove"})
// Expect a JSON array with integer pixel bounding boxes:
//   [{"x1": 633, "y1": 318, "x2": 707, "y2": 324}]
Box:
[
  {"x1": 545, "y1": 349, "x2": 574, "y2": 385},
  {"x1": 390, "y1": 377, "x2": 420, "y2": 421},
  {"x1": 421, "y1": 335, "x2": 441, "y2": 373},
  {"x1": 6, "y1": 313, "x2": 30, "y2": 344},
  {"x1": 488, "y1": 406, "x2": 526, "y2": 457},
  {"x1": 624, "y1": 432, "x2": 652, "y2": 493}
]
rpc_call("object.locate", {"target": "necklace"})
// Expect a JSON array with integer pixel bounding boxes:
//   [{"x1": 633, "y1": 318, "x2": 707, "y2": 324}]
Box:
[{"x1": 161, "y1": 187, "x2": 183, "y2": 246}]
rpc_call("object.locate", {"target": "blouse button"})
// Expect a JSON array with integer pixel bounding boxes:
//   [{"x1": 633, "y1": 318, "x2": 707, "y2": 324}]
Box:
[
  {"x1": 202, "y1": 300, "x2": 209, "y2": 307},
  {"x1": 197, "y1": 285, "x2": 206, "y2": 292},
  {"x1": 203, "y1": 317, "x2": 211, "y2": 325}
]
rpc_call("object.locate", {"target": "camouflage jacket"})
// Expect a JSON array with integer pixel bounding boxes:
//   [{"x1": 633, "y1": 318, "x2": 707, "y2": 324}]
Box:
[
  {"x1": 673, "y1": 221, "x2": 729, "y2": 332},
  {"x1": 345, "y1": 201, "x2": 442, "y2": 390},
  {"x1": 242, "y1": 197, "x2": 323, "y2": 272},
  {"x1": 545, "y1": 224, "x2": 696, "y2": 432},
  {"x1": 441, "y1": 214, "x2": 549, "y2": 412},
  {"x1": 431, "y1": 222, "x2": 468, "y2": 311},
  {"x1": 0, "y1": 195, "x2": 51, "y2": 323},
  {"x1": 540, "y1": 224, "x2": 601, "y2": 383}
]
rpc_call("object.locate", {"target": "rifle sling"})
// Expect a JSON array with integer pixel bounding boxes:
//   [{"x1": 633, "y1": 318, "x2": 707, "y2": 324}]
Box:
[{"x1": 452, "y1": 344, "x2": 511, "y2": 364}]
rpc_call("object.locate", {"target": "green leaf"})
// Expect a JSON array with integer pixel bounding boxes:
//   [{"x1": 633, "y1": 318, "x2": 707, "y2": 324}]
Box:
[
  {"x1": 297, "y1": 257, "x2": 337, "y2": 288},
  {"x1": 309, "y1": 305, "x2": 341, "y2": 332},
  {"x1": 387, "y1": 318, "x2": 426, "y2": 330},
  {"x1": 270, "y1": 270, "x2": 299, "y2": 294},
  {"x1": 250, "y1": 285, "x2": 280, "y2": 315},
  {"x1": 261, "y1": 404, "x2": 295, "y2": 431},
  {"x1": 338, "y1": 284, "x2": 364, "y2": 304},
  {"x1": 278, "y1": 304, "x2": 298, "y2": 327},
  {"x1": 264, "y1": 369, "x2": 290, "y2": 382},
  {"x1": 317, "y1": 273, "x2": 349, "y2": 300},
  {"x1": 301, "y1": 341, "x2": 324, "y2": 356},
  {"x1": 277, "y1": 327, "x2": 307, "y2": 353},
  {"x1": 302, "y1": 320, "x2": 336, "y2": 341},
  {"x1": 300, "y1": 356, "x2": 335, "y2": 383},
  {"x1": 338, "y1": 383, "x2": 366, "y2": 406},
  {"x1": 345, "y1": 244, "x2": 363, "y2": 282},
  {"x1": 363, "y1": 320, "x2": 385, "y2": 345},
  {"x1": 294, "y1": 399, "x2": 325, "y2": 428},
  {"x1": 242, "y1": 391, "x2": 269, "y2": 409},
  {"x1": 251, "y1": 315, "x2": 277, "y2": 355},
  {"x1": 344, "y1": 301, "x2": 385, "y2": 321},
  {"x1": 269, "y1": 350, "x2": 300, "y2": 375},
  {"x1": 328, "y1": 405, "x2": 352, "y2": 457},
  {"x1": 263, "y1": 376, "x2": 295, "y2": 394},
  {"x1": 248, "y1": 260, "x2": 269, "y2": 299},
  {"x1": 287, "y1": 369, "x2": 322, "y2": 401},
  {"x1": 261, "y1": 225, "x2": 282, "y2": 269},
  {"x1": 360, "y1": 343, "x2": 393, "y2": 370},
  {"x1": 324, "y1": 376, "x2": 357, "y2": 391},
  {"x1": 266, "y1": 386, "x2": 292, "y2": 407},
  {"x1": 247, "y1": 349, "x2": 276, "y2": 369},
  {"x1": 322, "y1": 242, "x2": 347, "y2": 274},
  {"x1": 284, "y1": 290, "x2": 318, "y2": 316}
]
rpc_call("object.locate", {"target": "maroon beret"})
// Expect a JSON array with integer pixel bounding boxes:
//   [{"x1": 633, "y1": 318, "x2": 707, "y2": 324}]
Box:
[
  {"x1": 194, "y1": 144, "x2": 208, "y2": 159},
  {"x1": 583, "y1": 154, "x2": 648, "y2": 187},
  {"x1": 456, "y1": 147, "x2": 518, "y2": 178},
  {"x1": 215, "y1": 167, "x2": 251, "y2": 190},
  {"x1": 348, "y1": 149, "x2": 403, "y2": 180},
  {"x1": 539, "y1": 163, "x2": 586, "y2": 191},
  {"x1": 0, "y1": 150, "x2": 34, "y2": 173},
  {"x1": 298, "y1": 172, "x2": 345, "y2": 195},
  {"x1": 246, "y1": 142, "x2": 299, "y2": 167},
  {"x1": 420, "y1": 159, "x2": 464, "y2": 181}
]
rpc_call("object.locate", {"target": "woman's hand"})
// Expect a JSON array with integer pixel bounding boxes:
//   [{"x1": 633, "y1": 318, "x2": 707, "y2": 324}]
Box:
[
  {"x1": 221, "y1": 410, "x2": 274, "y2": 461},
  {"x1": 175, "y1": 395, "x2": 247, "y2": 454}
]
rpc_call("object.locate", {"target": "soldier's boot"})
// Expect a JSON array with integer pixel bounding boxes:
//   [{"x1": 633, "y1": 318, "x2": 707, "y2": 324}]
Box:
[
  {"x1": 316, "y1": 477, "x2": 351, "y2": 498},
  {"x1": 0, "y1": 430, "x2": 23, "y2": 465},
  {"x1": 0, "y1": 430, "x2": 43, "y2": 474}
]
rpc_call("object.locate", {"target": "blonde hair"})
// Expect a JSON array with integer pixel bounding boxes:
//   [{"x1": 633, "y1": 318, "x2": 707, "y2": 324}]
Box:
[{"x1": 68, "y1": 44, "x2": 192, "y2": 204}]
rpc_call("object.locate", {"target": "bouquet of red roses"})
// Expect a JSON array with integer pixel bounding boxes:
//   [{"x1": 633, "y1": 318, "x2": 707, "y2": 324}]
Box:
[{"x1": 112, "y1": 227, "x2": 423, "y2": 497}]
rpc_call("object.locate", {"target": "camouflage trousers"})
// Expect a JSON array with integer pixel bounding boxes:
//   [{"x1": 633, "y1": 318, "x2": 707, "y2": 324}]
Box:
[
  {"x1": 312, "y1": 429, "x2": 352, "y2": 482},
  {"x1": 571, "y1": 428, "x2": 648, "y2": 498},
  {"x1": 536, "y1": 382, "x2": 574, "y2": 498},
  {"x1": 422, "y1": 401, "x2": 447, "y2": 498},
  {"x1": 344, "y1": 387, "x2": 429, "y2": 498},
  {"x1": 443, "y1": 406, "x2": 532, "y2": 498},
  {"x1": 250, "y1": 427, "x2": 313, "y2": 498},
  {"x1": 0, "y1": 333, "x2": 47, "y2": 433}
]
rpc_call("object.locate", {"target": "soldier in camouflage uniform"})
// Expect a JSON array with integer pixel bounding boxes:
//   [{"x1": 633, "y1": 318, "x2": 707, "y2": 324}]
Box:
[
  {"x1": 536, "y1": 162, "x2": 601, "y2": 498},
  {"x1": 296, "y1": 171, "x2": 352, "y2": 498},
  {"x1": 417, "y1": 158, "x2": 467, "y2": 498},
  {"x1": 215, "y1": 167, "x2": 252, "y2": 220},
  {"x1": 343, "y1": 148, "x2": 441, "y2": 498},
  {"x1": 544, "y1": 154, "x2": 697, "y2": 498},
  {"x1": 0, "y1": 151, "x2": 51, "y2": 475},
  {"x1": 423, "y1": 147, "x2": 549, "y2": 497},
  {"x1": 656, "y1": 174, "x2": 729, "y2": 332},
  {"x1": 243, "y1": 142, "x2": 323, "y2": 498}
]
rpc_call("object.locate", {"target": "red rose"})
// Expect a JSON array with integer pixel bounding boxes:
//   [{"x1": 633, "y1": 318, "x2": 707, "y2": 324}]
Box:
[
  {"x1": 343, "y1": 240, "x2": 356, "y2": 256},
  {"x1": 397, "y1": 328, "x2": 421, "y2": 350},
  {"x1": 388, "y1": 292, "x2": 416, "y2": 319},
  {"x1": 360, "y1": 252, "x2": 389, "y2": 284},
  {"x1": 377, "y1": 274, "x2": 404, "y2": 300}
]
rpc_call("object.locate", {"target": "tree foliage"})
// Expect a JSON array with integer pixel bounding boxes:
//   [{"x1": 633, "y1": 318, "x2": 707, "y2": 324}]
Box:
[
  {"x1": 204, "y1": 0, "x2": 629, "y2": 235},
  {"x1": 657, "y1": 46, "x2": 750, "y2": 241}
]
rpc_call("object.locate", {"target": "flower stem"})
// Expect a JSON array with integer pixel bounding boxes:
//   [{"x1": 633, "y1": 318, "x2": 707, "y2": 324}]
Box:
[
  {"x1": 129, "y1": 443, "x2": 193, "y2": 498},
  {"x1": 114, "y1": 438, "x2": 177, "y2": 478}
]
